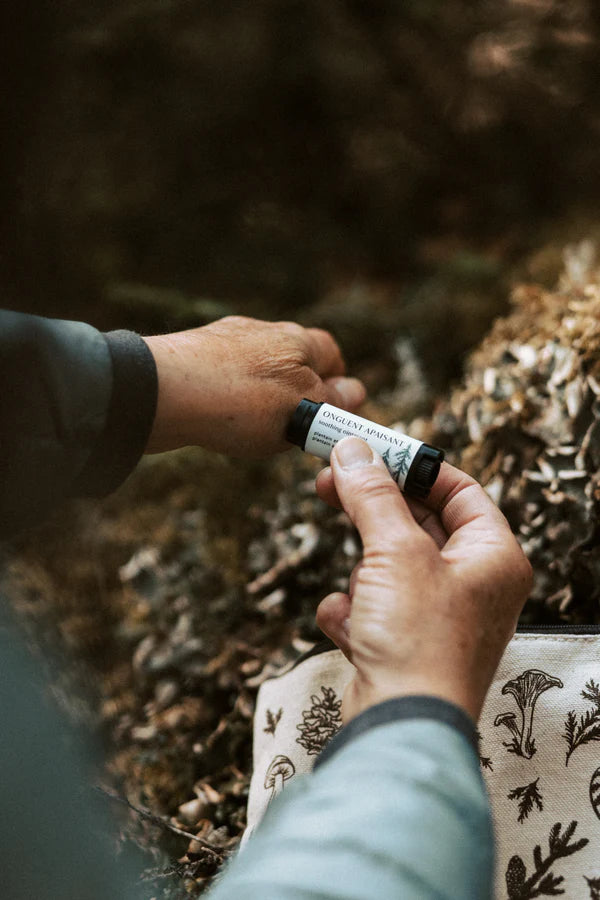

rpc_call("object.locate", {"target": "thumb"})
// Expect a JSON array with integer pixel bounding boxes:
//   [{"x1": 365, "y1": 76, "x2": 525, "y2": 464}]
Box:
[
  {"x1": 331, "y1": 437, "x2": 424, "y2": 551},
  {"x1": 316, "y1": 592, "x2": 353, "y2": 661}
]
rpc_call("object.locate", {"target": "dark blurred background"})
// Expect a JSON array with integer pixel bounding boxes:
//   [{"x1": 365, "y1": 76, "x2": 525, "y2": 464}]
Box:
[{"x1": 4, "y1": 0, "x2": 600, "y2": 381}]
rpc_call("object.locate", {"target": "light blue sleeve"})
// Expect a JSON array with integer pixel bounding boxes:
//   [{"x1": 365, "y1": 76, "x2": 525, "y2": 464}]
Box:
[{"x1": 208, "y1": 715, "x2": 494, "y2": 900}]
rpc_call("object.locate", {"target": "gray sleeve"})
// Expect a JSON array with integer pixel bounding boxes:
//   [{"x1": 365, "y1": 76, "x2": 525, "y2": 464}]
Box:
[
  {"x1": 0, "y1": 311, "x2": 157, "y2": 538},
  {"x1": 209, "y1": 715, "x2": 494, "y2": 900},
  {"x1": 0, "y1": 609, "x2": 148, "y2": 899}
]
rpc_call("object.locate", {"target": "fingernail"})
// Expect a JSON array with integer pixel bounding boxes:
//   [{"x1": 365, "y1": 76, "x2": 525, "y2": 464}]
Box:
[
  {"x1": 334, "y1": 437, "x2": 373, "y2": 469},
  {"x1": 333, "y1": 377, "x2": 366, "y2": 407}
]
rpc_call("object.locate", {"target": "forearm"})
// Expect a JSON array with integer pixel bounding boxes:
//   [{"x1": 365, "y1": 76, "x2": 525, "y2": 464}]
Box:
[
  {"x1": 0, "y1": 311, "x2": 157, "y2": 538},
  {"x1": 209, "y1": 702, "x2": 494, "y2": 900}
]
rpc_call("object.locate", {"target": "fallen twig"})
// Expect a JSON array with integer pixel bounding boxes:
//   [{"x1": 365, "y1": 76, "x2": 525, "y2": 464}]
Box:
[
  {"x1": 247, "y1": 522, "x2": 320, "y2": 594},
  {"x1": 94, "y1": 785, "x2": 226, "y2": 858}
]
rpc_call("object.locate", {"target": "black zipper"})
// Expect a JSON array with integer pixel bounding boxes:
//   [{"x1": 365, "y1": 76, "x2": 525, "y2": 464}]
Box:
[
  {"x1": 276, "y1": 627, "x2": 600, "y2": 681},
  {"x1": 516, "y1": 623, "x2": 600, "y2": 634},
  {"x1": 290, "y1": 638, "x2": 338, "y2": 669}
]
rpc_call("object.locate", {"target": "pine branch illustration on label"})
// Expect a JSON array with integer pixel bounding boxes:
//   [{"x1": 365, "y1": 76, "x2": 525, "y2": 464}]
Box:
[
  {"x1": 563, "y1": 678, "x2": 600, "y2": 766},
  {"x1": 381, "y1": 445, "x2": 412, "y2": 482},
  {"x1": 505, "y1": 821, "x2": 589, "y2": 900},
  {"x1": 296, "y1": 686, "x2": 342, "y2": 756},
  {"x1": 507, "y1": 778, "x2": 544, "y2": 824},
  {"x1": 495, "y1": 669, "x2": 563, "y2": 759}
]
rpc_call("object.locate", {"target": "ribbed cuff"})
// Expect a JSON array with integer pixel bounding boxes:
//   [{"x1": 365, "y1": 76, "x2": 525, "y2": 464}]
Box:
[
  {"x1": 71, "y1": 330, "x2": 158, "y2": 498},
  {"x1": 314, "y1": 695, "x2": 479, "y2": 770}
]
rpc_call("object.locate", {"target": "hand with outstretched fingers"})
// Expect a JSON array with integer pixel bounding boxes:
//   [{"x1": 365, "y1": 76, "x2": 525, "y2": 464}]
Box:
[
  {"x1": 143, "y1": 316, "x2": 365, "y2": 456},
  {"x1": 315, "y1": 437, "x2": 532, "y2": 723}
]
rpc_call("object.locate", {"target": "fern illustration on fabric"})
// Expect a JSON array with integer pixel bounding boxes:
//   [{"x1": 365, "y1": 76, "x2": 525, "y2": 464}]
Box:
[
  {"x1": 505, "y1": 821, "x2": 589, "y2": 900},
  {"x1": 563, "y1": 678, "x2": 600, "y2": 766},
  {"x1": 477, "y1": 729, "x2": 493, "y2": 770},
  {"x1": 263, "y1": 707, "x2": 283, "y2": 736},
  {"x1": 585, "y1": 876, "x2": 600, "y2": 899},
  {"x1": 381, "y1": 445, "x2": 412, "y2": 483},
  {"x1": 296, "y1": 686, "x2": 342, "y2": 756},
  {"x1": 494, "y1": 669, "x2": 563, "y2": 759},
  {"x1": 507, "y1": 778, "x2": 543, "y2": 824}
]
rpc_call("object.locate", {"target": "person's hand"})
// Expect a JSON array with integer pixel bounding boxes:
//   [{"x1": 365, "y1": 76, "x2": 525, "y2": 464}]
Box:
[
  {"x1": 142, "y1": 316, "x2": 365, "y2": 456},
  {"x1": 315, "y1": 437, "x2": 532, "y2": 723}
]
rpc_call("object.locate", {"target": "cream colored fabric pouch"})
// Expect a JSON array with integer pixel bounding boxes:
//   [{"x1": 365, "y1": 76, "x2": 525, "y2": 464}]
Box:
[{"x1": 246, "y1": 629, "x2": 600, "y2": 899}]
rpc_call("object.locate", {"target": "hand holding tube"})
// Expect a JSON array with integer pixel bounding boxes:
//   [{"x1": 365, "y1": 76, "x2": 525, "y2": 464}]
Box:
[
  {"x1": 143, "y1": 317, "x2": 366, "y2": 456},
  {"x1": 287, "y1": 399, "x2": 444, "y2": 499},
  {"x1": 316, "y1": 437, "x2": 532, "y2": 723}
]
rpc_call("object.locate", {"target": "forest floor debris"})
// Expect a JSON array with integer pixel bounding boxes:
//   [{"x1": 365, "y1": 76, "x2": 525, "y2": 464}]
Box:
[{"x1": 5, "y1": 243, "x2": 600, "y2": 896}]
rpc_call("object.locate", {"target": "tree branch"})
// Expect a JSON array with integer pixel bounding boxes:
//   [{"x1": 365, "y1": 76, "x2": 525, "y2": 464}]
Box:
[{"x1": 94, "y1": 785, "x2": 225, "y2": 858}]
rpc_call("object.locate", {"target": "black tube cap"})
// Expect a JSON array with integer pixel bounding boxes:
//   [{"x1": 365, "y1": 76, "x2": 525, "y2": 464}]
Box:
[
  {"x1": 286, "y1": 399, "x2": 322, "y2": 448},
  {"x1": 405, "y1": 444, "x2": 444, "y2": 499}
]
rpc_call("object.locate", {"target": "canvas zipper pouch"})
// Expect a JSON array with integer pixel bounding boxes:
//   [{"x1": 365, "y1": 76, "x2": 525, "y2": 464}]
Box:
[{"x1": 245, "y1": 627, "x2": 600, "y2": 899}]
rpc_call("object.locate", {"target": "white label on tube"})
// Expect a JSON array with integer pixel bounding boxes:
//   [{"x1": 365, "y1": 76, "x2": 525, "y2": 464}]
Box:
[{"x1": 304, "y1": 403, "x2": 423, "y2": 489}]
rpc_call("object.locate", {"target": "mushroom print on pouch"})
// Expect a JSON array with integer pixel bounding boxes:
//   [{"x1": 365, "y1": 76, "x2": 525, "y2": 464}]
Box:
[
  {"x1": 264, "y1": 755, "x2": 295, "y2": 803},
  {"x1": 495, "y1": 670, "x2": 563, "y2": 759}
]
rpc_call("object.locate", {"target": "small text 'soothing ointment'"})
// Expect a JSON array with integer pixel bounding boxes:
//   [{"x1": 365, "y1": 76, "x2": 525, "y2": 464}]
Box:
[{"x1": 286, "y1": 399, "x2": 444, "y2": 499}]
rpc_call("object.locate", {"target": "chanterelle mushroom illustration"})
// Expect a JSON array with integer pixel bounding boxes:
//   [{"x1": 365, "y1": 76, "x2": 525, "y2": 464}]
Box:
[
  {"x1": 494, "y1": 711, "x2": 520, "y2": 743},
  {"x1": 494, "y1": 669, "x2": 563, "y2": 759},
  {"x1": 264, "y1": 755, "x2": 295, "y2": 801}
]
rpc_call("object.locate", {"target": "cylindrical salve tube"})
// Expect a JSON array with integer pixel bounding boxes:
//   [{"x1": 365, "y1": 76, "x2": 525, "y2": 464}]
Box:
[{"x1": 286, "y1": 399, "x2": 444, "y2": 499}]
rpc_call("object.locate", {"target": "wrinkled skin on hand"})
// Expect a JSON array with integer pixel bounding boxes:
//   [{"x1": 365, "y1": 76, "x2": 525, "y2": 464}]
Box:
[
  {"x1": 315, "y1": 437, "x2": 533, "y2": 724},
  {"x1": 143, "y1": 316, "x2": 366, "y2": 456}
]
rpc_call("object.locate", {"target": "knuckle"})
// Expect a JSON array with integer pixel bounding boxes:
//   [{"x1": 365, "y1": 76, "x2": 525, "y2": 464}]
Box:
[
  {"x1": 496, "y1": 538, "x2": 533, "y2": 594},
  {"x1": 514, "y1": 550, "x2": 534, "y2": 591},
  {"x1": 219, "y1": 314, "x2": 249, "y2": 326},
  {"x1": 277, "y1": 320, "x2": 305, "y2": 337},
  {"x1": 441, "y1": 472, "x2": 480, "y2": 507},
  {"x1": 311, "y1": 326, "x2": 337, "y2": 346},
  {"x1": 275, "y1": 357, "x2": 315, "y2": 385},
  {"x1": 356, "y1": 474, "x2": 399, "y2": 504},
  {"x1": 365, "y1": 531, "x2": 428, "y2": 561}
]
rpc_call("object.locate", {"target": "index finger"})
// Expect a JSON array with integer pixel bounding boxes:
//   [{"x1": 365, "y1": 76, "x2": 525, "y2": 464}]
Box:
[
  {"x1": 302, "y1": 327, "x2": 346, "y2": 378},
  {"x1": 426, "y1": 461, "x2": 509, "y2": 537},
  {"x1": 430, "y1": 462, "x2": 532, "y2": 601},
  {"x1": 316, "y1": 464, "x2": 448, "y2": 548}
]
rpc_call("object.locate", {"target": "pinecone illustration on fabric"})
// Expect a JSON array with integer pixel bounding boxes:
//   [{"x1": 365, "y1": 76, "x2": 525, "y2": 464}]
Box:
[
  {"x1": 505, "y1": 821, "x2": 588, "y2": 900},
  {"x1": 296, "y1": 686, "x2": 343, "y2": 756}
]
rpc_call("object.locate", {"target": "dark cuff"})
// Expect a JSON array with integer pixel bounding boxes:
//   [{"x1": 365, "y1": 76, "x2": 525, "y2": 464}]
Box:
[
  {"x1": 71, "y1": 331, "x2": 158, "y2": 498},
  {"x1": 314, "y1": 695, "x2": 478, "y2": 770}
]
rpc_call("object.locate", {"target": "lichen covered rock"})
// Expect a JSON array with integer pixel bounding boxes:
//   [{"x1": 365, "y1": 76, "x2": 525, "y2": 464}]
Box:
[{"x1": 428, "y1": 241, "x2": 600, "y2": 622}]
